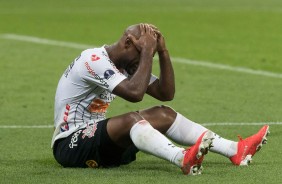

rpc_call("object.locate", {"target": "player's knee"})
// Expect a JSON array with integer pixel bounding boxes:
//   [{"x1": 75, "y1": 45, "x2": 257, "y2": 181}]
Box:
[
  {"x1": 153, "y1": 105, "x2": 176, "y2": 120},
  {"x1": 110, "y1": 112, "x2": 144, "y2": 133},
  {"x1": 125, "y1": 112, "x2": 144, "y2": 126}
]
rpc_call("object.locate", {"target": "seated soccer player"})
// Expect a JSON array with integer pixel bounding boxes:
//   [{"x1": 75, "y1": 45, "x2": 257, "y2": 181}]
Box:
[{"x1": 52, "y1": 23, "x2": 269, "y2": 175}]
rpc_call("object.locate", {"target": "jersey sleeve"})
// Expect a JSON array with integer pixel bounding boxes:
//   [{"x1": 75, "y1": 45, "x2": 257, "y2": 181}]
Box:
[
  {"x1": 149, "y1": 74, "x2": 158, "y2": 85},
  {"x1": 79, "y1": 49, "x2": 127, "y2": 92},
  {"x1": 123, "y1": 70, "x2": 158, "y2": 86}
]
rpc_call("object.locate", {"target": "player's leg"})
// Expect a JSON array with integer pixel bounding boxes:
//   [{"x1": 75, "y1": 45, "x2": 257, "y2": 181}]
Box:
[
  {"x1": 138, "y1": 105, "x2": 237, "y2": 157},
  {"x1": 138, "y1": 105, "x2": 269, "y2": 165},
  {"x1": 106, "y1": 111, "x2": 213, "y2": 175}
]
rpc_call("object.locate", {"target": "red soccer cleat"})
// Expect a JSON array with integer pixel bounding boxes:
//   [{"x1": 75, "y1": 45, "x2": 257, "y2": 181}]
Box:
[
  {"x1": 230, "y1": 125, "x2": 270, "y2": 166},
  {"x1": 181, "y1": 131, "x2": 214, "y2": 175}
]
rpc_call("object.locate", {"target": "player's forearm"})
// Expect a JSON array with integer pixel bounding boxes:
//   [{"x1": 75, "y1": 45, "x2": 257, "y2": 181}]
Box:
[
  {"x1": 158, "y1": 50, "x2": 175, "y2": 100},
  {"x1": 128, "y1": 50, "x2": 153, "y2": 99}
]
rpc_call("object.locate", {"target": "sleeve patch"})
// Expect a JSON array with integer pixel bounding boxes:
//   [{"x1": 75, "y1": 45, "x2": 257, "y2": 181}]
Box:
[{"x1": 104, "y1": 69, "x2": 115, "y2": 80}]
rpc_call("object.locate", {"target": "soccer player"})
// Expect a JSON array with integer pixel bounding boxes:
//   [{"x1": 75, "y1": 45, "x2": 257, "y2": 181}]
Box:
[{"x1": 52, "y1": 23, "x2": 269, "y2": 175}]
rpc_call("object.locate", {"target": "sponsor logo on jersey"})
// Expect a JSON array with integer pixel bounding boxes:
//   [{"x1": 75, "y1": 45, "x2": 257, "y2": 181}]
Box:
[
  {"x1": 85, "y1": 62, "x2": 96, "y2": 76},
  {"x1": 84, "y1": 62, "x2": 109, "y2": 88},
  {"x1": 82, "y1": 123, "x2": 98, "y2": 139},
  {"x1": 91, "y1": 54, "x2": 100, "y2": 61},
  {"x1": 104, "y1": 69, "x2": 115, "y2": 80},
  {"x1": 85, "y1": 160, "x2": 98, "y2": 168},
  {"x1": 88, "y1": 98, "x2": 109, "y2": 113},
  {"x1": 99, "y1": 90, "x2": 116, "y2": 101},
  {"x1": 69, "y1": 130, "x2": 82, "y2": 148}
]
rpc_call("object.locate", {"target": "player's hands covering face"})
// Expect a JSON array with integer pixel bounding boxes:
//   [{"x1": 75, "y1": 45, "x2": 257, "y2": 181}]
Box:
[
  {"x1": 148, "y1": 24, "x2": 167, "y2": 53},
  {"x1": 128, "y1": 23, "x2": 157, "y2": 55}
]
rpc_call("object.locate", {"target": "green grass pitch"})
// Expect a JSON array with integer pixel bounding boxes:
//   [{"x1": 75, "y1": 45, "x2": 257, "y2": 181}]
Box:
[{"x1": 0, "y1": 0, "x2": 282, "y2": 183}]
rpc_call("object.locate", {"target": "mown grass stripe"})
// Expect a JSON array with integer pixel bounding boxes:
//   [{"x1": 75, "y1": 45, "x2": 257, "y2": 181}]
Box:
[{"x1": 1, "y1": 33, "x2": 282, "y2": 79}]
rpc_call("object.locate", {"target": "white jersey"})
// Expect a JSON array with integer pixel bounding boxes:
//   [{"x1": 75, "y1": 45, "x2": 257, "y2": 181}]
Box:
[{"x1": 51, "y1": 46, "x2": 157, "y2": 147}]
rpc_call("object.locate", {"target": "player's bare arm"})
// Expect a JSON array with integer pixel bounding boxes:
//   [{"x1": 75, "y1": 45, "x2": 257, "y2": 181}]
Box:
[
  {"x1": 112, "y1": 24, "x2": 157, "y2": 102},
  {"x1": 146, "y1": 25, "x2": 175, "y2": 101}
]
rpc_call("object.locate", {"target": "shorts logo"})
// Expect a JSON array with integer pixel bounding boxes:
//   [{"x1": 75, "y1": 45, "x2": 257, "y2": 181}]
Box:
[
  {"x1": 91, "y1": 54, "x2": 100, "y2": 61},
  {"x1": 86, "y1": 160, "x2": 98, "y2": 168},
  {"x1": 69, "y1": 130, "x2": 82, "y2": 148},
  {"x1": 104, "y1": 69, "x2": 115, "y2": 80},
  {"x1": 82, "y1": 123, "x2": 98, "y2": 139}
]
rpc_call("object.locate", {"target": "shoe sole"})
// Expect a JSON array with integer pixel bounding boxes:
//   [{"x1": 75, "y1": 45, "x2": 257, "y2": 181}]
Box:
[
  {"x1": 189, "y1": 131, "x2": 214, "y2": 175},
  {"x1": 240, "y1": 125, "x2": 270, "y2": 166},
  {"x1": 256, "y1": 125, "x2": 270, "y2": 151}
]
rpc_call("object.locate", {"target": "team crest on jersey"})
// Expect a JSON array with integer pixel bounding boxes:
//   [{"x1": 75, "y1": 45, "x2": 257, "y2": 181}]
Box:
[
  {"x1": 104, "y1": 69, "x2": 115, "y2": 80},
  {"x1": 82, "y1": 123, "x2": 98, "y2": 139},
  {"x1": 91, "y1": 54, "x2": 100, "y2": 61}
]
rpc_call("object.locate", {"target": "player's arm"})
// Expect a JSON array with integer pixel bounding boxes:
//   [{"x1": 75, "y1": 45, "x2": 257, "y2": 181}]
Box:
[
  {"x1": 113, "y1": 24, "x2": 157, "y2": 102},
  {"x1": 146, "y1": 27, "x2": 175, "y2": 101}
]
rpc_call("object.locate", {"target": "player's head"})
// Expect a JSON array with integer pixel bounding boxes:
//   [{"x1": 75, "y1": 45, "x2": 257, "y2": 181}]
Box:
[
  {"x1": 122, "y1": 24, "x2": 142, "y2": 75},
  {"x1": 119, "y1": 23, "x2": 156, "y2": 75},
  {"x1": 125, "y1": 24, "x2": 142, "y2": 39}
]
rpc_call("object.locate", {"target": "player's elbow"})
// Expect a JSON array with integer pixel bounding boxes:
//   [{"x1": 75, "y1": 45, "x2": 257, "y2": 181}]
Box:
[
  {"x1": 160, "y1": 93, "x2": 174, "y2": 101},
  {"x1": 158, "y1": 90, "x2": 175, "y2": 101},
  {"x1": 113, "y1": 84, "x2": 145, "y2": 102},
  {"x1": 127, "y1": 92, "x2": 144, "y2": 102},
  {"x1": 129, "y1": 97, "x2": 143, "y2": 103},
  {"x1": 118, "y1": 90, "x2": 145, "y2": 102},
  {"x1": 125, "y1": 96, "x2": 143, "y2": 103},
  {"x1": 165, "y1": 95, "x2": 175, "y2": 101}
]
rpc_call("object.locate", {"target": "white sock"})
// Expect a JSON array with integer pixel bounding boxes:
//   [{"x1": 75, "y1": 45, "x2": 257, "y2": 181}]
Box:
[
  {"x1": 212, "y1": 133, "x2": 238, "y2": 157},
  {"x1": 130, "y1": 120, "x2": 185, "y2": 167},
  {"x1": 165, "y1": 113, "x2": 238, "y2": 158}
]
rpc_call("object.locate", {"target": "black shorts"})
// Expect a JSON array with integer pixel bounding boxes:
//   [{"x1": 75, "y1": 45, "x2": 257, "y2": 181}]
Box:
[{"x1": 53, "y1": 119, "x2": 139, "y2": 168}]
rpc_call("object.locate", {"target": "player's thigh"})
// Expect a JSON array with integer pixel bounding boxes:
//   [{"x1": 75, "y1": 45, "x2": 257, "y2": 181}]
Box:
[{"x1": 106, "y1": 111, "x2": 143, "y2": 147}]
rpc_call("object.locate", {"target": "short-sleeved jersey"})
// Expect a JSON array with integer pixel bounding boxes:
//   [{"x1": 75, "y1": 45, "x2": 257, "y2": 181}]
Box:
[{"x1": 51, "y1": 46, "x2": 157, "y2": 147}]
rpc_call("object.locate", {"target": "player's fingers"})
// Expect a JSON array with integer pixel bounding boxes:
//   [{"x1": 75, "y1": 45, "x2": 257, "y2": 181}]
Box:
[
  {"x1": 149, "y1": 26, "x2": 157, "y2": 39},
  {"x1": 143, "y1": 23, "x2": 149, "y2": 34},
  {"x1": 153, "y1": 29, "x2": 161, "y2": 34},
  {"x1": 145, "y1": 24, "x2": 153, "y2": 35},
  {"x1": 127, "y1": 34, "x2": 137, "y2": 44},
  {"x1": 149, "y1": 24, "x2": 158, "y2": 30},
  {"x1": 140, "y1": 23, "x2": 145, "y2": 36},
  {"x1": 127, "y1": 34, "x2": 142, "y2": 51},
  {"x1": 145, "y1": 24, "x2": 160, "y2": 37},
  {"x1": 153, "y1": 29, "x2": 161, "y2": 37},
  {"x1": 151, "y1": 29, "x2": 157, "y2": 39}
]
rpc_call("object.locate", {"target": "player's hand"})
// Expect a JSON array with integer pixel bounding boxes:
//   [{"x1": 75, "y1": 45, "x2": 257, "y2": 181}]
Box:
[
  {"x1": 148, "y1": 24, "x2": 167, "y2": 53},
  {"x1": 128, "y1": 23, "x2": 157, "y2": 54}
]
